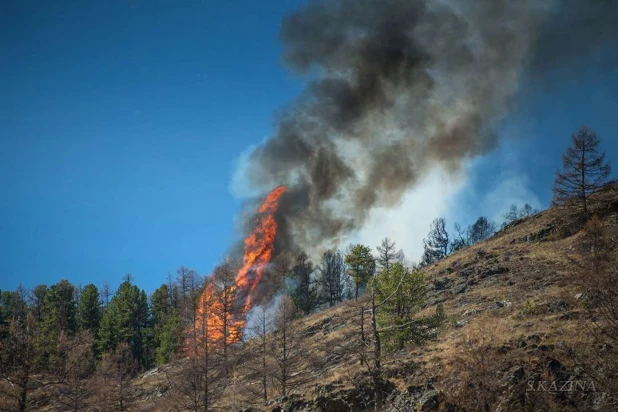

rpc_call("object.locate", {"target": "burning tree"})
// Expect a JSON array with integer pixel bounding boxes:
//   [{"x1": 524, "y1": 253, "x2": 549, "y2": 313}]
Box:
[{"x1": 169, "y1": 278, "x2": 226, "y2": 412}]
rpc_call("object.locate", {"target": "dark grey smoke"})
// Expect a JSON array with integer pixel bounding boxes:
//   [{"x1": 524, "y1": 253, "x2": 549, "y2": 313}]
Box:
[{"x1": 236, "y1": 0, "x2": 618, "y2": 254}]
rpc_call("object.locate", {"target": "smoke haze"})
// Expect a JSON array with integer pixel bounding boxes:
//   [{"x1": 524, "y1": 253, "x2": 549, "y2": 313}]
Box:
[{"x1": 233, "y1": 0, "x2": 618, "y2": 257}]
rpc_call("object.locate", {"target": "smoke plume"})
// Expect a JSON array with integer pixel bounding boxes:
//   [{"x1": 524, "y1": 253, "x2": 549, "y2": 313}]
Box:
[{"x1": 234, "y1": 0, "x2": 618, "y2": 256}]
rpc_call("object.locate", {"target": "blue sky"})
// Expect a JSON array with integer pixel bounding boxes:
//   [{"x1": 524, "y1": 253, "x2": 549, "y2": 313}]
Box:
[{"x1": 1, "y1": 1, "x2": 616, "y2": 294}]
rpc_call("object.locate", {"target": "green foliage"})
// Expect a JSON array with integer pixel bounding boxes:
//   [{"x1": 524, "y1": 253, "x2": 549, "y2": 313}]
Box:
[
  {"x1": 155, "y1": 310, "x2": 183, "y2": 365},
  {"x1": 77, "y1": 284, "x2": 101, "y2": 333},
  {"x1": 39, "y1": 280, "x2": 77, "y2": 366},
  {"x1": 345, "y1": 244, "x2": 376, "y2": 300},
  {"x1": 151, "y1": 284, "x2": 184, "y2": 365},
  {"x1": 375, "y1": 264, "x2": 442, "y2": 351},
  {"x1": 41, "y1": 280, "x2": 77, "y2": 336},
  {"x1": 98, "y1": 281, "x2": 152, "y2": 369},
  {"x1": 523, "y1": 299, "x2": 537, "y2": 316}
]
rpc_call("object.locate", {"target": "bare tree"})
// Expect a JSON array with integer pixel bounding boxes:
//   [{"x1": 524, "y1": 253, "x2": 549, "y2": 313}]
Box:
[
  {"x1": 376, "y1": 238, "x2": 397, "y2": 272},
  {"x1": 96, "y1": 342, "x2": 138, "y2": 412},
  {"x1": 269, "y1": 295, "x2": 317, "y2": 401},
  {"x1": 55, "y1": 331, "x2": 96, "y2": 412},
  {"x1": 0, "y1": 313, "x2": 37, "y2": 412},
  {"x1": 239, "y1": 305, "x2": 273, "y2": 404},
  {"x1": 569, "y1": 216, "x2": 618, "y2": 395},
  {"x1": 329, "y1": 262, "x2": 442, "y2": 411},
  {"x1": 450, "y1": 222, "x2": 469, "y2": 252},
  {"x1": 317, "y1": 249, "x2": 347, "y2": 307},
  {"x1": 467, "y1": 217, "x2": 497, "y2": 244},
  {"x1": 553, "y1": 126, "x2": 611, "y2": 217},
  {"x1": 100, "y1": 281, "x2": 114, "y2": 309},
  {"x1": 422, "y1": 218, "x2": 450, "y2": 265},
  {"x1": 176, "y1": 266, "x2": 201, "y2": 325}
]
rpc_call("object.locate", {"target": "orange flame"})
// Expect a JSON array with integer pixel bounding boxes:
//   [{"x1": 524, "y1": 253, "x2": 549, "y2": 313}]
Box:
[{"x1": 191, "y1": 186, "x2": 287, "y2": 348}]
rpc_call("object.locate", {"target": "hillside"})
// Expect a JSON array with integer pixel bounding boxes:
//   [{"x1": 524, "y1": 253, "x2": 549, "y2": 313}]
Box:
[{"x1": 33, "y1": 184, "x2": 618, "y2": 412}]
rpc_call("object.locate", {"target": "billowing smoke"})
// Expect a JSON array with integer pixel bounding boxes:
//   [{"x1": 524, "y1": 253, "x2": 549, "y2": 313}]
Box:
[{"x1": 234, "y1": 0, "x2": 618, "y2": 256}]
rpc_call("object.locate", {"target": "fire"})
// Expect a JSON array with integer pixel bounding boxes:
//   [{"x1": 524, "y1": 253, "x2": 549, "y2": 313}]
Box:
[
  {"x1": 237, "y1": 185, "x2": 287, "y2": 311},
  {"x1": 191, "y1": 186, "x2": 287, "y2": 348}
]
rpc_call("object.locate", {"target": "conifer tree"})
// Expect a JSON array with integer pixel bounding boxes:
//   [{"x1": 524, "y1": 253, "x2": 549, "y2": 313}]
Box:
[
  {"x1": 77, "y1": 284, "x2": 101, "y2": 334},
  {"x1": 98, "y1": 281, "x2": 151, "y2": 369},
  {"x1": 345, "y1": 244, "x2": 376, "y2": 300},
  {"x1": 553, "y1": 126, "x2": 612, "y2": 217},
  {"x1": 291, "y1": 252, "x2": 318, "y2": 314}
]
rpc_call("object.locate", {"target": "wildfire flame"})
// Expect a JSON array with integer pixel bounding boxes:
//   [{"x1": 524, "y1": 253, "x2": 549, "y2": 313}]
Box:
[{"x1": 192, "y1": 186, "x2": 287, "y2": 348}]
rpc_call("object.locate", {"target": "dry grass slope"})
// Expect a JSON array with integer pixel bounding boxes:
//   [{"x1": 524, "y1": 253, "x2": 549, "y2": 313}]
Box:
[{"x1": 38, "y1": 184, "x2": 618, "y2": 411}]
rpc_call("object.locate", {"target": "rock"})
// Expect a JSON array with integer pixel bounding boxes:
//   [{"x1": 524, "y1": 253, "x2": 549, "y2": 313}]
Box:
[
  {"x1": 481, "y1": 266, "x2": 509, "y2": 278},
  {"x1": 527, "y1": 334, "x2": 542, "y2": 344},
  {"x1": 462, "y1": 309, "x2": 479, "y2": 317},
  {"x1": 496, "y1": 300, "x2": 512, "y2": 308},
  {"x1": 453, "y1": 285, "x2": 467, "y2": 294},
  {"x1": 559, "y1": 311, "x2": 579, "y2": 320},
  {"x1": 433, "y1": 278, "x2": 450, "y2": 291},
  {"x1": 455, "y1": 319, "x2": 469, "y2": 329},
  {"x1": 314, "y1": 396, "x2": 350, "y2": 412},
  {"x1": 417, "y1": 390, "x2": 439, "y2": 411},
  {"x1": 509, "y1": 366, "x2": 525, "y2": 383},
  {"x1": 575, "y1": 293, "x2": 583, "y2": 300}
]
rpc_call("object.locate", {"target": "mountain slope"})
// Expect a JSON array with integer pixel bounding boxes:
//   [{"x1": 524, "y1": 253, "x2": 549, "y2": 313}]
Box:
[{"x1": 116, "y1": 184, "x2": 618, "y2": 411}]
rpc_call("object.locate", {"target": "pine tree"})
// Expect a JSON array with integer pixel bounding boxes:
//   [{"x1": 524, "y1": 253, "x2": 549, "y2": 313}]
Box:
[
  {"x1": 77, "y1": 284, "x2": 101, "y2": 334},
  {"x1": 345, "y1": 244, "x2": 376, "y2": 300},
  {"x1": 467, "y1": 217, "x2": 496, "y2": 244},
  {"x1": 422, "y1": 218, "x2": 449, "y2": 265},
  {"x1": 375, "y1": 263, "x2": 440, "y2": 350},
  {"x1": 151, "y1": 284, "x2": 183, "y2": 365},
  {"x1": 291, "y1": 252, "x2": 318, "y2": 314},
  {"x1": 98, "y1": 281, "x2": 151, "y2": 369},
  {"x1": 553, "y1": 126, "x2": 612, "y2": 217},
  {"x1": 40, "y1": 280, "x2": 78, "y2": 366}
]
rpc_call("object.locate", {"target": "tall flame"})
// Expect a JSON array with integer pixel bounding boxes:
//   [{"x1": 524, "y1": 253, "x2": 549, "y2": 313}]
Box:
[
  {"x1": 237, "y1": 185, "x2": 287, "y2": 311},
  {"x1": 191, "y1": 186, "x2": 287, "y2": 348}
]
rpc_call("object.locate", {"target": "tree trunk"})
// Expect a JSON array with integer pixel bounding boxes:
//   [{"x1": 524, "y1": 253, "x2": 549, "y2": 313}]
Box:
[{"x1": 370, "y1": 281, "x2": 383, "y2": 410}]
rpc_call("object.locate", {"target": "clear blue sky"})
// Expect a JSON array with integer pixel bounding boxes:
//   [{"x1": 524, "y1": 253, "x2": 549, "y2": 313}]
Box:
[{"x1": 1, "y1": 1, "x2": 616, "y2": 294}]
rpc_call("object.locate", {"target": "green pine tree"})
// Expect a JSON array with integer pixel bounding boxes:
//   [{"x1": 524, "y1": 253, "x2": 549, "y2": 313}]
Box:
[
  {"x1": 98, "y1": 281, "x2": 152, "y2": 369},
  {"x1": 375, "y1": 263, "x2": 442, "y2": 350},
  {"x1": 151, "y1": 284, "x2": 183, "y2": 365},
  {"x1": 345, "y1": 244, "x2": 376, "y2": 300},
  {"x1": 77, "y1": 284, "x2": 101, "y2": 333}
]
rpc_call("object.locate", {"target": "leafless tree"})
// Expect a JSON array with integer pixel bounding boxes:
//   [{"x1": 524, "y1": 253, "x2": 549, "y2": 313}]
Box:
[
  {"x1": 569, "y1": 216, "x2": 618, "y2": 397},
  {"x1": 240, "y1": 305, "x2": 273, "y2": 403},
  {"x1": 100, "y1": 281, "x2": 114, "y2": 309},
  {"x1": 0, "y1": 313, "x2": 37, "y2": 412},
  {"x1": 376, "y1": 238, "x2": 397, "y2": 272},
  {"x1": 269, "y1": 295, "x2": 318, "y2": 401},
  {"x1": 553, "y1": 127, "x2": 612, "y2": 218},
  {"x1": 96, "y1": 342, "x2": 138, "y2": 412},
  {"x1": 55, "y1": 331, "x2": 96, "y2": 412},
  {"x1": 422, "y1": 218, "x2": 450, "y2": 265},
  {"x1": 317, "y1": 249, "x2": 347, "y2": 307}
]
